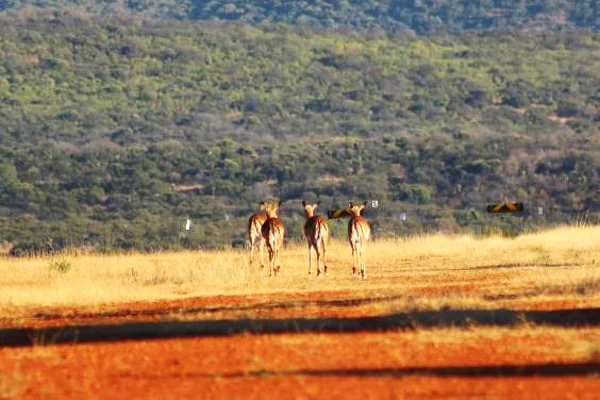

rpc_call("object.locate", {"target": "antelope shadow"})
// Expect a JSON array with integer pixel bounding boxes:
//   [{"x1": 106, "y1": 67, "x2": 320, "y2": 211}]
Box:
[{"x1": 1, "y1": 307, "x2": 598, "y2": 347}]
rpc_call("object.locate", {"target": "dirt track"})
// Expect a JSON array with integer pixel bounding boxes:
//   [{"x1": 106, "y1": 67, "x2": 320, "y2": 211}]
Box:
[{"x1": 1, "y1": 291, "x2": 599, "y2": 399}]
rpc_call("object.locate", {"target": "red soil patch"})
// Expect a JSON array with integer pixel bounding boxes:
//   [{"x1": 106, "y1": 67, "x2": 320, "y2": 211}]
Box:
[
  {"x1": 1, "y1": 330, "x2": 598, "y2": 399},
  {"x1": 7, "y1": 289, "x2": 594, "y2": 330},
  {"x1": 1, "y1": 291, "x2": 599, "y2": 399}
]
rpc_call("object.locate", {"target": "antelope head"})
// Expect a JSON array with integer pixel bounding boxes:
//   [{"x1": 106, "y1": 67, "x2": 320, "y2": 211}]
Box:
[
  {"x1": 302, "y1": 200, "x2": 320, "y2": 218},
  {"x1": 348, "y1": 201, "x2": 367, "y2": 217}
]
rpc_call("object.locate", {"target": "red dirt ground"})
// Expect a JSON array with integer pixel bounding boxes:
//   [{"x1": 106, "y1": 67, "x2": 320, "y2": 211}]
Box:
[{"x1": 1, "y1": 291, "x2": 599, "y2": 399}]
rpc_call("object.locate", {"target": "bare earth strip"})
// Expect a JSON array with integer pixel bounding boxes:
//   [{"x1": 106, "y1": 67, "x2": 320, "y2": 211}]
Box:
[
  {"x1": 1, "y1": 327, "x2": 599, "y2": 399},
  {"x1": 0, "y1": 290, "x2": 599, "y2": 399},
  {"x1": 1, "y1": 227, "x2": 599, "y2": 399}
]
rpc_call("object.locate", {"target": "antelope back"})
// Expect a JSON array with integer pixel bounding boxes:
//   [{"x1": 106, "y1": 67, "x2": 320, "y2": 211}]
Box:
[
  {"x1": 348, "y1": 202, "x2": 371, "y2": 243},
  {"x1": 261, "y1": 201, "x2": 284, "y2": 245},
  {"x1": 349, "y1": 216, "x2": 370, "y2": 239},
  {"x1": 305, "y1": 215, "x2": 329, "y2": 243},
  {"x1": 263, "y1": 217, "x2": 285, "y2": 246},
  {"x1": 248, "y1": 211, "x2": 267, "y2": 236}
]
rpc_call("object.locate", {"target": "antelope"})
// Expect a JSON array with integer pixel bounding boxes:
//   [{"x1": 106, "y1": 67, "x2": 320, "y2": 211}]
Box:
[
  {"x1": 247, "y1": 202, "x2": 268, "y2": 267},
  {"x1": 302, "y1": 200, "x2": 329, "y2": 278},
  {"x1": 348, "y1": 201, "x2": 371, "y2": 279},
  {"x1": 261, "y1": 201, "x2": 285, "y2": 276}
]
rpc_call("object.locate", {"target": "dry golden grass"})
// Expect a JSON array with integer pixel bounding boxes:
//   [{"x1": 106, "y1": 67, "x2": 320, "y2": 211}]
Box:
[{"x1": 0, "y1": 225, "x2": 598, "y2": 317}]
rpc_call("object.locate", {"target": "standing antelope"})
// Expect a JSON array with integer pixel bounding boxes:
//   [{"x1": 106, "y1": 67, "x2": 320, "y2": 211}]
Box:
[
  {"x1": 261, "y1": 201, "x2": 285, "y2": 276},
  {"x1": 348, "y1": 201, "x2": 371, "y2": 279},
  {"x1": 248, "y1": 202, "x2": 268, "y2": 267},
  {"x1": 302, "y1": 200, "x2": 329, "y2": 278}
]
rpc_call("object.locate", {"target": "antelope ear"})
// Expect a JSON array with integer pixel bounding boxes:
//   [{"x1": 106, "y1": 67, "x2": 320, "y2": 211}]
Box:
[
  {"x1": 363, "y1": 200, "x2": 368, "y2": 207},
  {"x1": 348, "y1": 202, "x2": 353, "y2": 207},
  {"x1": 302, "y1": 200, "x2": 306, "y2": 207}
]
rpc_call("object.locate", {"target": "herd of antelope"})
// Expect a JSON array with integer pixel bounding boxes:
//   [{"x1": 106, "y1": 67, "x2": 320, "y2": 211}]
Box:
[{"x1": 247, "y1": 200, "x2": 371, "y2": 279}]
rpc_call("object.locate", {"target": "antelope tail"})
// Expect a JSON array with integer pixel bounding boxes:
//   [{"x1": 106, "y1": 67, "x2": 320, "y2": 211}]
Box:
[{"x1": 315, "y1": 220, "x2": 327, "y2": 243}]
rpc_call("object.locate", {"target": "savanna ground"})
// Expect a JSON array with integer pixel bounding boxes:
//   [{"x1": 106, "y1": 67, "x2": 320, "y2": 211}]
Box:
[{"x1": 1, "y1": 225, "x2": 599, "y2": 399}]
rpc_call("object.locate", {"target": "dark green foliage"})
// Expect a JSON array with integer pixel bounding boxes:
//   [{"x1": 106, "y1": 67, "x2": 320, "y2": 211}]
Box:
[
  {"x1": 0, "y1": 10, "x2": 598, "y2": 252},
  {"x1": 0, "y1": 1, "x2": 597, "y2": 32}
]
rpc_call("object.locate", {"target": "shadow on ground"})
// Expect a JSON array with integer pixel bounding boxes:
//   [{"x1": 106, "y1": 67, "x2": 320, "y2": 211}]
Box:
[
  {"x1": 1, "y1": 307, "x2": 598, "y2": 347},
  {"x1": 116, "y1": 363, "x2": 600, "y2": 379}
]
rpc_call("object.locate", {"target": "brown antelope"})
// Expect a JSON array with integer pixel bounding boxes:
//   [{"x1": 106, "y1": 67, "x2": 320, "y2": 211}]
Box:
[
  {"x1": 302, "y1": 200, "x2": 329, "y2": 278},
  {"x1": 261, "y1": 201, "x2": 285, "y2": 276},
  {"x1": 348, "y1": 201, "x2": 371, "y2": 279},
  {"x1": 247, "y1": 202, "x2": 268, "y2": 267}
]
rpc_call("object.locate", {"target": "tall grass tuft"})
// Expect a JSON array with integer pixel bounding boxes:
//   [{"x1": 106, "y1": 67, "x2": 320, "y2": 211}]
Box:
[{"x1": 48, "y1": 259, "x2": 72, "y2": 274}]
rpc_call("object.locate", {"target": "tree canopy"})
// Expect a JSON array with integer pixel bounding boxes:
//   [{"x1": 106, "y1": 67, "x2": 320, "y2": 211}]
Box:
[
  {"x1": 1, "y1": 0, "x2": 597, "y2": 34},
  {"x1": 0, "y1": 8, "x2": 598, "y2": 253}
]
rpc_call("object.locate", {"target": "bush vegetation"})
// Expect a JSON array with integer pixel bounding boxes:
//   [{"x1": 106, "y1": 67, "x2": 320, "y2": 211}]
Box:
[
  {"x1": 0, "y1": 6, "x2": 598, "y2": 252},
  {"x1": 1, "y1": 0, "x2": 597, "y2": 33}
]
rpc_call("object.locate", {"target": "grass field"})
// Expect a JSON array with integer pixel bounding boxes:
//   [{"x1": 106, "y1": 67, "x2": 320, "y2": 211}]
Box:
[
  {"x1": 1, "y1": 225, "x2": 598, "y2": 313},
  {"x1": 0, "y1": 225, "x2": 599, "y2": 399}
]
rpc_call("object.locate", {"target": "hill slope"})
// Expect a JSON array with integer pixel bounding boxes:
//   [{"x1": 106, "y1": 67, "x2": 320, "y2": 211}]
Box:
[
  {"x1": 0, "y1": 11, "x2": 598, "y2": 252},
  {"x1": 1, "y1": 0, "x2": 597, "y2": 34}
]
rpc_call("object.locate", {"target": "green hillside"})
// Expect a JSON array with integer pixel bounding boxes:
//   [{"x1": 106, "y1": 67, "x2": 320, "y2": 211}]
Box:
[
  {"x1": 1, "y1": 0, "x2": 597, "y2": 33},
  {"x1": 0, "y1": 10, "x2": 598, "y2": 253}
]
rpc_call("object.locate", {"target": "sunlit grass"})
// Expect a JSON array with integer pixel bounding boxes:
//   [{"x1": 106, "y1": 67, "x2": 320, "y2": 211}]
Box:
[{"x1": 0, "y1": 225, "x2": 598, "y2": 316}]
